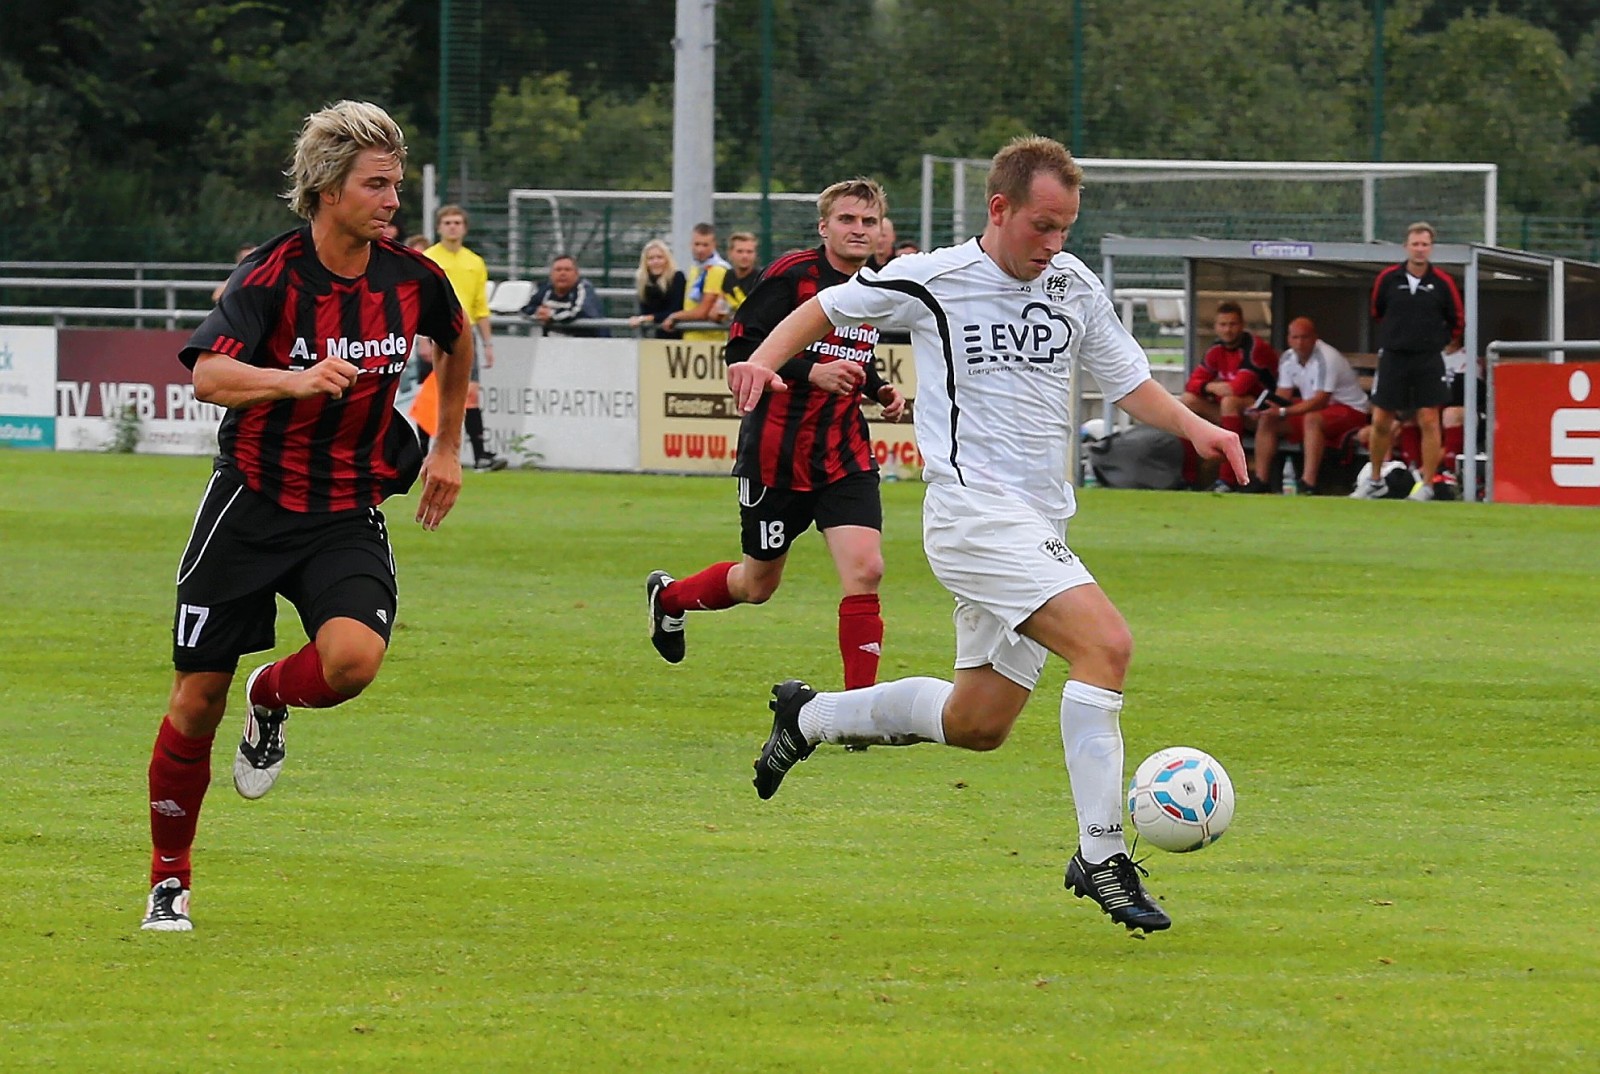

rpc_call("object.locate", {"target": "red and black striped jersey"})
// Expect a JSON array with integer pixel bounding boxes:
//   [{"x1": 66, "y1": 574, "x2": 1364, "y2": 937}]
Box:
[
  {"x1": 182, "y1": 226, "x2": 465, "y2": 513},
  {"x1": 725, "y1": 245, "x2": 888, "y2": 490}
]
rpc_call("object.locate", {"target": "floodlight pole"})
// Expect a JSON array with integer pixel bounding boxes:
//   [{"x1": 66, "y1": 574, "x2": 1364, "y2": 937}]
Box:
[
  {"x1": 1071, "y1": 0, "x2": 1085, "y2": 156},
  {"x1": 1372, "y1": 0, "x2": 1386, "y2": 163},
  {"x1": 759, "y1": 0, "x2": 774, "y2": 261},
  {"x1": 671, "y1": 0, "x2": 717, "y2": 267}
]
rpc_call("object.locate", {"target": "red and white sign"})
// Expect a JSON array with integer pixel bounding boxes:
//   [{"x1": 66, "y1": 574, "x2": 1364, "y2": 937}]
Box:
[
  {"x1": 55, "y1": 328, "x2": 224, "y2": 455},
  {"x1": 1492, "y1": 361, "x2": 1600, "y2": 505}
]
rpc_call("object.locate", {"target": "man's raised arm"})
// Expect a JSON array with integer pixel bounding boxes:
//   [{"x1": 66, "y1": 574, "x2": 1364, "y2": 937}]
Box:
[{"x1": 726, "y1": 297, "x2": 835, "y2": 414}]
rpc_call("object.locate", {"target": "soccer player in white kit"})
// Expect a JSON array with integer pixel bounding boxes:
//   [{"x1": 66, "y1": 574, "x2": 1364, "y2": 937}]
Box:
[{"x1": 728, "y1": 135, "x2": 1247, "y2": 933}]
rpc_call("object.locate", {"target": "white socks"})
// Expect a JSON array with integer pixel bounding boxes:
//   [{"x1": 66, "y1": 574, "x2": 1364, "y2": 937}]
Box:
[
  {"x1": 1060, "y1": 680, "x2": 1128, "y2": 862},
  {"x1": 797, "y1": 677, "x2": 951, "y2": 747}
]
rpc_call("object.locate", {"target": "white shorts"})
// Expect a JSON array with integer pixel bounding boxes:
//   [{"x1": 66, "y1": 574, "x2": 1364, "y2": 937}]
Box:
[{"x1": 923, "y1": 482, "x2": 1097, "y2": 690}]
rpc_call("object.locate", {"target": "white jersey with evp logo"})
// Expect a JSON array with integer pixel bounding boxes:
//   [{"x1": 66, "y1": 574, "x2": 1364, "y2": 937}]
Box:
[{"x1": 816, "y1": 239, "x2": 1151, "y2": 521}]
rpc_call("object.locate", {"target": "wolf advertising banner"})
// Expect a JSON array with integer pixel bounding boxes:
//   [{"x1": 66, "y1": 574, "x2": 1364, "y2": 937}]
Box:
[{"x1": 636, "y1": 338, "x2": 923, "y2": 478}]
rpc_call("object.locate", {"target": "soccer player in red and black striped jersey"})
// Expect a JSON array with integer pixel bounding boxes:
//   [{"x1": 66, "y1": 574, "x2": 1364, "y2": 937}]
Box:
[
  {"x1": 646, "y1": 179, "x2": 906, "y2": 693},
  {"x1": 140, "y1": 101, "x2": 474, "y2": 932}
]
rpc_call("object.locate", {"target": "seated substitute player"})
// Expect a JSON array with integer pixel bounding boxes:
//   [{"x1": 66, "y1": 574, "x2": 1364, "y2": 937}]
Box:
[
  {"x1": 1179, "y1": 300, "x2": 1279, "y2": 490},
  {"x1": 139, "y1": 101, "x2": 473, "y2": 932},
  {"x1": 1247, "y1": 317, "x2": 1370, "y2": 494},
  {"x1": 646, "y1": 179, "x2": 905, "y2": 694},
  {"x1": 728, "y1": 135, "x2": 1246, "y2": 934}
]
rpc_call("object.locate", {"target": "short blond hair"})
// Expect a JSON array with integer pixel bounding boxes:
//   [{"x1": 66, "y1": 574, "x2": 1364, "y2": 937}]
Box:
[
  {"x1": 728, "y1": 231, "x2": 758, "y2": 247},
  {"x1": 283, "y1": 101, "x2": 407, "y2": 221},
  {"x1": 817, "y1": 178, "x2": 887, "y2": 222},
  {"x1": 986, "y1": 135, "x2": 1083, "y2": 208},
  {"x1": 1406, "y1": 221, "x2": 1436, "y2": 241},
  {"x1": 435, "y1": 203, "x2": 469, "y2": 227}
]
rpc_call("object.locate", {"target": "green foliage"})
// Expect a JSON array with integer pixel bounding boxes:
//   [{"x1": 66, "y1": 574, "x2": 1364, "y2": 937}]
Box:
[
  {"x1": 6, "y1": 0, "x2": 1600, "y2": 256},
  {"x1": 1, "y1": 455, "x2": 1599, "y2": 1070},
  {"x1": 1386, "y1": 12, "x2": 1600, "y2": 214},
  {"x1": 105, "y1": 404, "x2": 143, "y2": 454}
]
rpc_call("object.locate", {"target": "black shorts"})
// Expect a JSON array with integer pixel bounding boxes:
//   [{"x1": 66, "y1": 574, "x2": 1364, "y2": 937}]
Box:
[
  {"x1": 738, "y1": 470, "x2": 882, "y2": 562},
  {"x1": 1372, "y1": 349, "x2": 1450, "y2": 412},
  {"x1": 172, "y1": 470, "x2": 398, "y2": 673}
]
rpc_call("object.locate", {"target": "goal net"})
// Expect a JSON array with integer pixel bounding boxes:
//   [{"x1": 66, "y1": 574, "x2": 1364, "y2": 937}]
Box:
[
  {"x1": 920, "y1": 156, "x2": 1498, "y2": 273},
  {"x1": 505, "y1": 189, "x2": 822, "y2": 286}
]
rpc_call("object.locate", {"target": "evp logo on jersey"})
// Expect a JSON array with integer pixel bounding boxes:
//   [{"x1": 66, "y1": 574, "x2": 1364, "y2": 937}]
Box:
[{"x1": 960, "y1": 302, "x2": 1074, "y2": 370}]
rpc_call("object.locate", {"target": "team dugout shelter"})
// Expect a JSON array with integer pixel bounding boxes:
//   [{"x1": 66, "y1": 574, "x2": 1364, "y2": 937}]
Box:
[{"x1": 1099, "y1": 237, "x2": 1600, "y2": 502}]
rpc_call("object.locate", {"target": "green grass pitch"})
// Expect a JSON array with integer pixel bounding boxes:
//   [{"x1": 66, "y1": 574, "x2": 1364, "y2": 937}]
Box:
[{"x1": 1, "y1": 452, "x2": 1596, "y2": 1072}]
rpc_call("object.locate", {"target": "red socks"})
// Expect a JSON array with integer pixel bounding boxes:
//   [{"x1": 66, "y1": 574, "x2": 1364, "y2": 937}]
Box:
[
  {"x1": 661, "y1": 562, "x2": 737, "y2": 616},
  {"x1": 839, "y1": 593, "x2": 884, "y2": 689},
  {"x1": 661, "y1": 565, "x2": 883, "y2": 689},
  {"x1": 148, "y1": 716, "x2": 214, "y2": 887},
  {"x1": 250, "y1": 642, "x2": 347, "y2": 709}
]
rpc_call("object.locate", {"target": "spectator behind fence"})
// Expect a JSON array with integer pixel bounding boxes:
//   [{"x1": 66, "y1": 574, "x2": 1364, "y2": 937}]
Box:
[
  {"x1": 1247, "y1": 317, "x2": 1371, "y2": 494},
  {"x1": 629, "y1": 239, "x2": 687, "y2": 338},
  {"x1": 523, "y1": 254, "x2": 608, "y2": 337},
  {"x1": 893, "y1": 239, "x2": 921, "y2": 258},
  {"x1": 871, "y1": 216, "x2": 898, "y2": 268},
  {"x1": 211, "y1": 242, "x2": 258, "y2": 303},
  {"x1": 1179, "y1": 300, "x2": 1279, "y2": 490},
  {"x1": 663, "y1": 223, "x2": 729, "y2": 340},
  {"x1": 716, "y1": 231, "x2": 763, "y2": 321}
]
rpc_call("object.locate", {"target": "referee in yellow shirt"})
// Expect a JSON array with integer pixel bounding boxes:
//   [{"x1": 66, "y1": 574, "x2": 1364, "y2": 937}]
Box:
[{"x1": 425, "y1": 205, "x2": 505, "y2": 471}]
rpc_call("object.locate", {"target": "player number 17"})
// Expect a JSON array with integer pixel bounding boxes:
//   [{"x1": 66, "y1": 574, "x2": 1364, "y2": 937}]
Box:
[{"x1": 176, "y1": 603, "x2": 210, "y2": 648}]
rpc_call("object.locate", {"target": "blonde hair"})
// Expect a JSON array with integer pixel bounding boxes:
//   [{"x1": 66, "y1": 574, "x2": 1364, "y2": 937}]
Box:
[
  {"x1": 435, "y1": 203, "x2": 469, "y2": 227},
  {"x1": 817, "y1": 178, "x2": 887, "y2": 222},
  {"x1": 986, "y1": 135, "x2": 1083, "y2": 207},
  {"x1": 1406, "y1": 220, "x2": 1436, "y2": 241},
  {"x1": 283, "y1": 101, "x2": 407, "y2": 221},
  {"x1": 636, "y1": 239, "x2": 679, "y2": 300}
]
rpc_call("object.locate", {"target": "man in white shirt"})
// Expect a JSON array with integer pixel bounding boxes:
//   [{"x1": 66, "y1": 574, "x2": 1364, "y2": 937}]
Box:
[
  {"x1": 1249, "y1": 317, "x2": 1371, "y2": 494},
  {"x1": 727, "y1": 135, "x2": 1244, "y2": 934}
]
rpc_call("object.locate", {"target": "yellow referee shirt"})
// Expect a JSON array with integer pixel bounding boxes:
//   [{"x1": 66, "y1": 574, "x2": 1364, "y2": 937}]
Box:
[{"x1": 424, "y1": 243, "x2": 491, "y2": 324}]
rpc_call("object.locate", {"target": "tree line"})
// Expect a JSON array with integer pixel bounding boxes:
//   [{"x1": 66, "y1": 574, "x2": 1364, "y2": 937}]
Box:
[{"x1": 3, "y1": 0, "x2": 1597, "y2": 261}]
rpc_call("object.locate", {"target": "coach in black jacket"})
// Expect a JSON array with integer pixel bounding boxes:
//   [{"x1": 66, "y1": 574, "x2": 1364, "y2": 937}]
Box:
[{"x1": 1355, "y1": 221, "x2": 1464, "y2": 500}]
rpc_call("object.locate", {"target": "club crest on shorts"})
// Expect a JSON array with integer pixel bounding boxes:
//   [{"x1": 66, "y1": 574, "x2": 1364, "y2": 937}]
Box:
[{"x1": 1040, "y1": 536, "x2": 1074, "y2": 563}]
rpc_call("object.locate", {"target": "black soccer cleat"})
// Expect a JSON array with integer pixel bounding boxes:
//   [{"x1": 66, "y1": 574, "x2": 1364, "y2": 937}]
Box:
[
  {"x1": 646, "y1": 570, "x2": 686, "y2": 664},
  {"x1": 753, "y1": 679, "x2": 818, "y2": 800},
  {"x1": 1065, "y1": 849, "x2": 1172, "y2": 933},
  {"x1": 140, "y1": 877, "x2": 193, "y2": 932}
]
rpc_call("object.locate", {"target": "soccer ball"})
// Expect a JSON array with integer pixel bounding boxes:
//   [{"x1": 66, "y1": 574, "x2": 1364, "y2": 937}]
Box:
[{"x1": 1126, "y1": 746, "x2": 1235, "y2": 853}]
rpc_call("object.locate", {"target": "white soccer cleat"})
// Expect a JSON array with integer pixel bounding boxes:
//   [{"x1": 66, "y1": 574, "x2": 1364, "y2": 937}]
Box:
[{"x1": 233, "y1": 664, "x2": 289, "y2": 800}]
